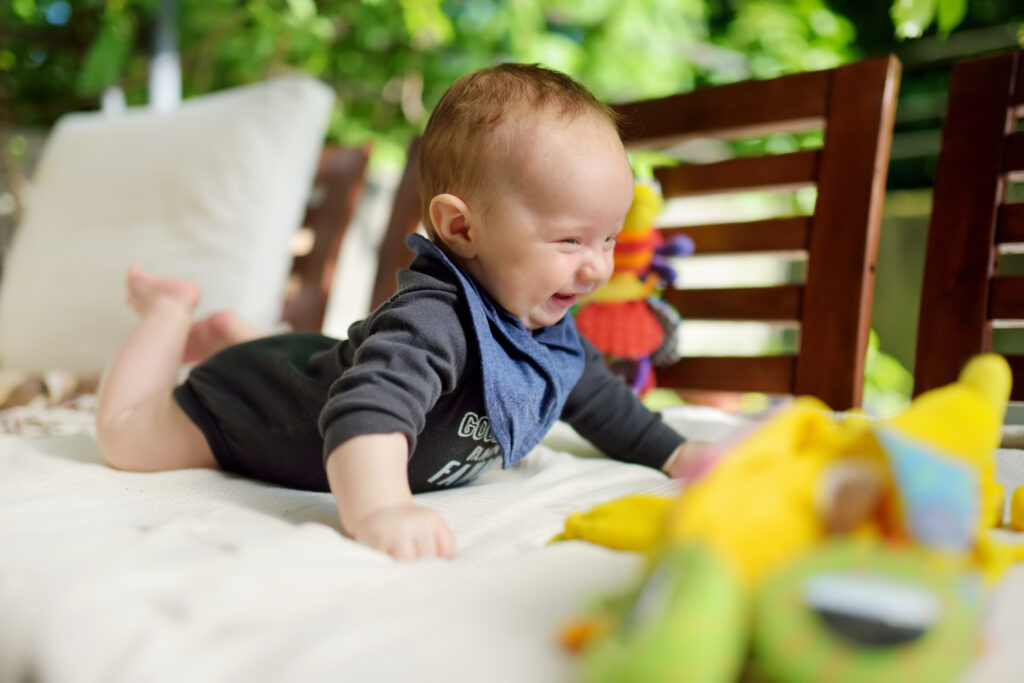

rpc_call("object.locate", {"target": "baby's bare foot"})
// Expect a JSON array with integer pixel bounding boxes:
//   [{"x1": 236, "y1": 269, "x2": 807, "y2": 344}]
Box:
[
  {"x1": 125, "y1": 265, "x2": 200, "y2": 317},
  {"x1": 183, "y1": 310, "x2": 264, "y2": 363}
]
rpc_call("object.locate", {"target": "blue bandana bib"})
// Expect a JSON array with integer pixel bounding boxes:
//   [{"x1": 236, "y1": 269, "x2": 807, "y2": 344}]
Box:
[{"x1": 407, "y1": 234, "x2": 586, "y2": 468}]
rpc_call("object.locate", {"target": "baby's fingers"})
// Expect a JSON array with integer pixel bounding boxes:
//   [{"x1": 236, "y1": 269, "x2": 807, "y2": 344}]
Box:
[
  {"x1": 434, "y1": 524, "x2": 456, "y2": 559},
  {"x1": 409, "y1": 524, "x2": 455, "y2": 560},
  {"x1": 389, "y1": 537, "x2": 419, "y2": 562}
]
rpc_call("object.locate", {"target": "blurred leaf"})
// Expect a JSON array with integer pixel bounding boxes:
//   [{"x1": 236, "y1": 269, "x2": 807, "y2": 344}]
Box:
[
  {"x1": 936, "y1": 0, "x2": 969, "y2": 34},
  {"x1": 74, "y1": 10, "x2": 135, "y2": 94},
  {"x1": 863, "y1": 329, "x2": 914, "y2": 416},
  {"x1": 890, "y1": 0, "x2": 970, "y2": 39},
  {"x1": 891, "y1": 0, "x2": 937, "y2": 39},
  {"x1": 286, "y1": 0, "x2": 316, "y2": 23},
  {"x1": 399, "y1": 0, "x2": 453, "y2": 49},
  {"x1": 12, "y1": 0, "x2": 36, "y2": 21}
]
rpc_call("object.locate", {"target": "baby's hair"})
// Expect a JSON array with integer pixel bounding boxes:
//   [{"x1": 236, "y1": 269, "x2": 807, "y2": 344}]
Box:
[{"x1": 417, "y1": 63, "x2": 620, "y2": 235}]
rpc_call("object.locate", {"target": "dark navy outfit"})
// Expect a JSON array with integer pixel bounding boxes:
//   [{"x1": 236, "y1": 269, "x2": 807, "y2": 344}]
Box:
[{"x1": 174, "y1": 235, "x2": 685, "y2": 493}]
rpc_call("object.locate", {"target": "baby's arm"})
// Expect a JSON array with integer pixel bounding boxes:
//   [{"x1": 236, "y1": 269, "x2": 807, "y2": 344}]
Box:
[
  {"x1": 660, "y1": 440, "x2": 718, "y2": 479},
  {"x1": 562, "y1": 338, "x2": 717, "y2": 476},
  {"x1": 326, "y1": 432, "x2": 455, "y2": 561}
]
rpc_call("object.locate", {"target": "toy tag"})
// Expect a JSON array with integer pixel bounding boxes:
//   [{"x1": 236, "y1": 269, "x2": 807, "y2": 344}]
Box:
[{"x1": 876, "y1": 427, "x2": 979, "y2": 552}]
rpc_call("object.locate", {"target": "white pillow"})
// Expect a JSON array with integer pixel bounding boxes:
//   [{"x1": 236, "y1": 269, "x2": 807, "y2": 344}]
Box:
[{"x1": 0, "y1": 75, "x2": 334, "y2": 375}]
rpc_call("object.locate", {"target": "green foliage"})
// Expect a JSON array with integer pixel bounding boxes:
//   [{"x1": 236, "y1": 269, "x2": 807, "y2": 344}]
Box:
[
  {"x1": 891, "y1": 0, "x2": 969, "y2": 38},
  {"x1": 76, "y1": 6, "x2": 137, "y2": 95},
  {"x1": 863, "y1": 329, "x2": 914, "y2": 416},
  {"x1": 12, "y1": 0, "x2": 39, "y2": 21},
  {"x1": 2, "y1": 0, "x2": 859, "y2": 159},
  {"x1": 711, "y1": 0, "x2": 857, "y2": 80}
]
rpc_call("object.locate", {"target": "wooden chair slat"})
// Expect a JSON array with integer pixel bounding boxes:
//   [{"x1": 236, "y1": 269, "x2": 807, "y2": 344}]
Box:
[
  {"x1": 370, "y1": 139, "x2": 422, "y2": 311},
  {"x1": 663, "y1": 217, "x2": 810, "y2": 254},
  {"x1": 1004, "y1": 131, "x2": 1024, "y2": 178},
  {"x1": 654, "y1": 150, "x2": 819, "y2": 198},
  {"x1": 914, "y1": 52, "x2": 1019, "y2": 394},
  {"x1": 997, "y1": 203, "x2": 1024, "y2": 244},
  {"x1": 283, "y1": 144, "x2": 371, "y2": 332},
  {"x1": 1006, "y1": 355, "x2": 1024, "y2": 401},
  {"x1": 793, "y1": 56, "x2": 901, "y2": 407},
  {"x1": 1015, "y1": 61, "x2": 1024, "y2": 106},
  {"x1": 655, "y1": 355, "x2": 795, "y2": 394},
  {"x1": 663, "y1": 285, "x2": 802, "y2": 321},
  {"x1": 989, "y1": 275, "x2": 1024, "y2": 320},
  {"x1": 613, "y1": 69, "x2": 829, "y2": 146}
]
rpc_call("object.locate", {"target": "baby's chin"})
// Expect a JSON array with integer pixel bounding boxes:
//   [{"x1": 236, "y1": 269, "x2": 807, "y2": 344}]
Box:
[{"x1": 522, "y1": 307, "x2": 571, "y2": 331}]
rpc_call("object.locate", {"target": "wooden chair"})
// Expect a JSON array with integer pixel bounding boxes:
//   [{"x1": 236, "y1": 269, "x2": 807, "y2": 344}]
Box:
[
  {"x1": 615, "y1": 56, "x2": 901, "y2": 410},
  {"x1": 367, "y1": 57, "x2": 901, "y2": 410},
  {"x1": 281, "y1": 144, "x2": 371, "y2": 331},
  {"x1": 370, "y1": 138, "x2": 422, "y2": 311},
  {"x1": 914, "y1": 51, "x2": 1024, "y2": 399}
]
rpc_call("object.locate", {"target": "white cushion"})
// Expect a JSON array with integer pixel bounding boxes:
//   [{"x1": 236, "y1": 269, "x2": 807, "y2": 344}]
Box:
[{"x1": 0, "y1": 75, "x2": 334, "y2": 375}]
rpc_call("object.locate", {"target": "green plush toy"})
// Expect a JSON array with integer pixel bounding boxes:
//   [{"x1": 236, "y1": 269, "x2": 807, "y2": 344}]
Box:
[
  {"x1": 578, "y1": 540, "x2": 982, "y2": 683},
  {"x1": 580, "y1": 543, "x2": 748, "y2": 683}
]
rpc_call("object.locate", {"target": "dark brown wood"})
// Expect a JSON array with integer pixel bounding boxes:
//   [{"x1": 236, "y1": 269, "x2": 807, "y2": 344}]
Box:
[
  {"x1": 1004, "y1": 131, "x2": 1024, "y2": 176},
  {"x1": 370, "y1": 138, "x2": 422, "y2": 310},
  {"x1": 914, "y1": 52, "x2": 1020, "y2": 395},
  {"x1": 793, "y1": 55, "x2": 900, "y2": 408},
  {"x1": 654, "y1": 150, "x2": 819, "y2": 198},
  {"x1": 989, "y1": 275, "x2": 1024, "y2": 319},
  {"x1": 656, "y1": 355, "x2": 795, "y2": 394},
  {"x1": 1007, "y1": 355, "x2": 1024, "y2": 401},
  {"x1": 996, "y1": 203, "x2": 1024, "y2": 244},
  {"x1": 663, "y1": 217, "x2": 810, "y2": 254},
  {"x1": 1015, "y1": 61, "x2": 1024, "y2": 105},
  {"x1": 282, "y1": 145, "x2": 371, "y2": 332},
  {"x1": 663, "y1": 285, "x2": 802, "y2": 321},
  {"x1": 613, "y1": 69, "x2": 830, "y2": 146}
]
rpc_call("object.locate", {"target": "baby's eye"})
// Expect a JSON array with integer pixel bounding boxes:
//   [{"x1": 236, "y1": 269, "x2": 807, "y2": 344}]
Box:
[
  {"x1": 561, "y1": 238, "x2": 581, "y2": 245},
  {"x1": 605, "y1": 235, "x2": 618, "y2": 245}
]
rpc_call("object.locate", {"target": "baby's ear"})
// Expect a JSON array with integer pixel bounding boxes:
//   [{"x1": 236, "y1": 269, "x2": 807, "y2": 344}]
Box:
[{"x1": 429, "y1": 194, "x2": 477, "y2": 259}]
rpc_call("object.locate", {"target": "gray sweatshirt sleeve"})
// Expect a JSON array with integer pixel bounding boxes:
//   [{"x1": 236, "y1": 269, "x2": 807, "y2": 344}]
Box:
[
  {"x1": 559, "y1": 337, "x2": 685, "y2": 470},
  {"x1": 318, "y1": 288, "x2": 468, "y2": 462}
]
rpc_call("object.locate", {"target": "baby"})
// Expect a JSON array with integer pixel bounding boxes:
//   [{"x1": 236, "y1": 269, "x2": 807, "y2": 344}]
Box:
[{"x1": 96, "y1": 63, "x2": 710, "y2": 561}]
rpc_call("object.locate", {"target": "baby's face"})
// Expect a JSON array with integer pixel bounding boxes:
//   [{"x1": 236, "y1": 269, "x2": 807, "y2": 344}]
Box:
[{"x1": 464, "y1": 113, "x2": 635, "y2": 330}]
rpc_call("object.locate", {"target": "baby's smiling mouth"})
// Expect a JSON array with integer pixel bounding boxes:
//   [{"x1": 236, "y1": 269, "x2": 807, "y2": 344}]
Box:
[{"x1": 550, "y1": 293, "x2": 578, "y2": 307}]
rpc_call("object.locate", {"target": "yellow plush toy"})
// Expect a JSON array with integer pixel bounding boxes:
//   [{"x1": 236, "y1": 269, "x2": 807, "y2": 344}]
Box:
[
  {"x1": 558, "y1": 354, "x2": 1024, "y2": 683},
  {"x1": 559, "y1": 353, "x2": 1020, "y2": 582}
]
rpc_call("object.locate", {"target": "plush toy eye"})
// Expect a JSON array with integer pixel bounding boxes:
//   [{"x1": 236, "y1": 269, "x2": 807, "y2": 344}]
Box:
[
  {"x1": 803, "y1": 571, "x2": 941, "y2": 646},
  {"x1": 752, "y1": 541, "x2": 982, "y2": 683}
]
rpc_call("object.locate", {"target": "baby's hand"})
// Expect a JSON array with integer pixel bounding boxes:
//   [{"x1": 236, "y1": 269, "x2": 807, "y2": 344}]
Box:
[
  {"x1": 352, "y1": 503, "x2": 456, "y2": 561},
  {"x1": 662, "y1": 440, "x2": 719, "y2": 480}
]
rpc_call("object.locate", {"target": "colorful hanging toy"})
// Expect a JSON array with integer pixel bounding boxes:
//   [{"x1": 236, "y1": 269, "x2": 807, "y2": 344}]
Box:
[{"x1": 574, "y1": 181, "x2": 694, "y2": 395}]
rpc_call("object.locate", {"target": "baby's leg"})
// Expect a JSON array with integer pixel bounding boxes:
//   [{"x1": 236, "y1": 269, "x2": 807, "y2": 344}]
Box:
[
  {"x1": 96, "y1": 265, "x2": 217, "y2": 472},
  {"x1": 183, "y1": 310, "x2": 265, "y2": 363}
]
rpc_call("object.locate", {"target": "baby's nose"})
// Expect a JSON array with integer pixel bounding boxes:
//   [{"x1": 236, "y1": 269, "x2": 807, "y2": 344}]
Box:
[{"x1": 579, "y1": 250, "x2": 612, "y2": 283}]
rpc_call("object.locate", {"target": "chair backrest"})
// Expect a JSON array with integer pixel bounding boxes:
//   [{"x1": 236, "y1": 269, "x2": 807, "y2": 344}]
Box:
[
  {"x1": 366, "y1": 57, "x2": 901, "y2": 410},
  {"x1": 615, "y1": 55, "x2": 900, "y2": 410},
  {"x1": 914, "y1": 51, "x2": 1024, "y2": 399},
  {"x1": 282, "y1": 144, "x2": 371, "y2": 331}
]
